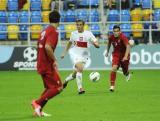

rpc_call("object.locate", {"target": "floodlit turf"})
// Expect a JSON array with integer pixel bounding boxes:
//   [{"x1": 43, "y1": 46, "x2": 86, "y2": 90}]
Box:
[{"x1": 0, "y1": 70, "x2": 160, "y2": 121}]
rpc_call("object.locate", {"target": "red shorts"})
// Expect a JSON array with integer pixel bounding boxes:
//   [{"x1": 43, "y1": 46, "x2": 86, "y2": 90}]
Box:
[
  {"x1": 112, "y1": 53, "x2": 130, "y2": 69},
  {"x1": 41, "y1": 69, "x2": 62, "y2": 89}
]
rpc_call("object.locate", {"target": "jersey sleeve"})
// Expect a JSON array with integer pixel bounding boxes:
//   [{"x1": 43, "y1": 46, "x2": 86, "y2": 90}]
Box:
[
  {"x1": 88, "y1": 31, "x2": 97, "y2": 42},
  {"x1": 46, "y1": 29, "x2": 58, "y2": 49},
  {"x1": 121, "y1": 34, "x2": 129, "y2": 46},
  {"x1": 69, "y1": 32, "x2": 74, "y2": 42}
]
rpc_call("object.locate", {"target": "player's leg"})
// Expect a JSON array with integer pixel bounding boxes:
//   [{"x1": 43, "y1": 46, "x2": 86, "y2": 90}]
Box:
[
  {"x1": 109, "y1": 55, "x2": 120, "y2": 92},
  {"x1": 63, "y1": 70, "x2": 77, "y2": 88},
  {"x1": 33, "y1": 71, "x2": 63, "y2": 116},
  {"x1": 109, "y1": 65, "x2": 118, "y2": 91},
  {"x1": 75, "y1": 62, "x2": 85, "y2": 94},
  {"x1": 121, "y1": 60, "x2": 131, "y2": 81}
]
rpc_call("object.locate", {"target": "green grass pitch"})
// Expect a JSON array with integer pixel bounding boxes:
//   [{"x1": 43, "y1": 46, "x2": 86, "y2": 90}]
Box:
[{"x1": 0, "y1": 70, "x2": 159, "y2": 121}]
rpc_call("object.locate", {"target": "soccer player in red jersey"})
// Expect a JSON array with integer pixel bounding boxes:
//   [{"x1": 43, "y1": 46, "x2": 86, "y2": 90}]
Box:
[
  {"x1": 105, "y1": 25, "x2": 131, "y2": 92},
  {"x1": 31, "y1": 10, "x2": 63, "y2": 117}
]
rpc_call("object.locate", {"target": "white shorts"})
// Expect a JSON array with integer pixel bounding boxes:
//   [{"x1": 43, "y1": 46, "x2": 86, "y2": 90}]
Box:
[{"x1": 69, "y1": 48, "x2": 91, "y2": 68}]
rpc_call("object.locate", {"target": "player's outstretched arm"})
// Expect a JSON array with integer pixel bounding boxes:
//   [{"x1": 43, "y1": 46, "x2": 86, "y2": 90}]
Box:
[
  {"x1": 92, "y1": 41, "x2": 100, "y2": 48},
  {"x1": 61, "y1": 41, "x2": 72, "y2": 59}
]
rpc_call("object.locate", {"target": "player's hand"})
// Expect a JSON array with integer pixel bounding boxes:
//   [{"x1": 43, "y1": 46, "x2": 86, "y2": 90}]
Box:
[
  {"x1": 122, "y1": 57, "x2": 128, "y2": 61},
  {"x1": 60, "y1": 53, "x2": 65, "y2": 59},
  {"x1": 53, "y1": 61, "x2": 58, "y2": 70},
  {"x1": 91, "y1": 41, "x2": 100, "y2": 48},
  {"x1": 105, "y1": 52, "x2": 109, "y2": 57}
]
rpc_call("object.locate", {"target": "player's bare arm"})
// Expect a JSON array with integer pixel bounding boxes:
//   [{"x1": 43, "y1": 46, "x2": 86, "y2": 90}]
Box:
[
  {"x1": 123, "y1": 44, "x2": 130, "y2": 61},
  {"x1": 92, "y1": 40, "x2": 100, "y2": 48},
  {"x1": 45, "y1": 43, "x2": 57, "y2": 68},
  {"x1": 61, "y1": 41, "x2": 72, "y2": 59},
  {"x1": 105, "y1": 41, "x2": 111, "y2": 57}
]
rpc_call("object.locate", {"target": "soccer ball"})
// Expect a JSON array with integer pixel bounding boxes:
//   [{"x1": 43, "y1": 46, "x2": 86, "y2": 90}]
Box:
[
  {"x1": 23, "y1": 47, "x2": 37, "y2": 61},
  {"x1": 89, "y1": 72, "x2": 100, "y2": 82},
  {"x1": 129, "y1": 39, "x2": 135, "y2": 47}
]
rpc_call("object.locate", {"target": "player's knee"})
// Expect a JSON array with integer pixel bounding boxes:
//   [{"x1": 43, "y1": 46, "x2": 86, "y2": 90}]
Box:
[{"x1": 111, "y1": 67, "x2": 117, "y2": 72}]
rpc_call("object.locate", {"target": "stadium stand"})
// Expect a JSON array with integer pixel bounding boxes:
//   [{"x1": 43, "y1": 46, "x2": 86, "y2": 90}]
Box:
[
  {"x1": 19, "y1": 11, "x2": 29, "y2": 23},
  {"x1": 7, "y1": 0, "x2": 18, "y2": 11},
  {"x1": 0, "y1": 11, "x2": 7, "y2": 23},
  {"x1": 0, "y1": 0, "x2": 7, "y2": 10},
  {"x1": 30, "y1": 25, "x2": 42, "y2": 40},
  {"x1": 30, "y1": 0, "x2": 41, "y2": 11},
  {"x1": 19, "y1": 25, "x2": 28, "y2": 40},
  {"x1": 0, "y1": 25, "x2": 7, "y2": 40},
  {"x1": 8, "y1": 11, "x2": 19, "y2": 23},
  {"x1": 7, "y1": 25, "x2": 19, "y2": 40},
  {"x1": 42, "y1": 0, "x2": 51, "y2": 10},
  {"x1": 0, "y1": 0, "x2": 159, "y2": 44}
]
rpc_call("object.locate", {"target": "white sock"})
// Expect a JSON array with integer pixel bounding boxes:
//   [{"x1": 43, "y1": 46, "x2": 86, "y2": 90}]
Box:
[
  {"x1": 65, "y1": 73, "x2": 75, "y2": 82},
  {"x1": 76, "y1": 72, "x2": 83, "y2": 91}
]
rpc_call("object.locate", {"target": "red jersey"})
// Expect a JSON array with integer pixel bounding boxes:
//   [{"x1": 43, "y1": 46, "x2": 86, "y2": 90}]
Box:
[
  {"x1": 109, "y1": 33, "x2": 129, "y2": 56},
  {"x1": 37, "y1": 25, "x2": 58, "y2": 74}
]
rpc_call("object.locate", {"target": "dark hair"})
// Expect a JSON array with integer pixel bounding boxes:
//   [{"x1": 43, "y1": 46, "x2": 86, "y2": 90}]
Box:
[
  {"x1": 49, "y1": 10, "x2": 60, "y2": 23},
  {"x1": 113, "y1": 25, "x2": 121, "y2": 30},
  {"x1": 76, "y1": 19, "x2": 85, "y2": 25}
]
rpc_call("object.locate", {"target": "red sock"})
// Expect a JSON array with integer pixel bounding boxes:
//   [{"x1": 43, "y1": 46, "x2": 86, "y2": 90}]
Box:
[
  {"x1": 36, "y1": 87, "x2": 59, "y2": 107},
  {"x1": 110, "y1": 71, "x2": 116, "y2": 86}
]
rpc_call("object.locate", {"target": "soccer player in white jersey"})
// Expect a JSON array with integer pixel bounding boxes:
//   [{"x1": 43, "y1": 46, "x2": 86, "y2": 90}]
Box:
[{"x1": 61, "y1": 19, "x2": 99, "y2": 94}]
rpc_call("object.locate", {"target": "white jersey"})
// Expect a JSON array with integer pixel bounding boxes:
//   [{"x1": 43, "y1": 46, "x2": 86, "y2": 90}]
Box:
[{"x1": 68, "y1": 30, "x2": 97, "y2": 68}]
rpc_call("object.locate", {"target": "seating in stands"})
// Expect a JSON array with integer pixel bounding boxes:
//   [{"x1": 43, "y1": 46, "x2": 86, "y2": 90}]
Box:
[
  {"x1": 90, "y1": 0, "x2": 99, "y2": 6},
  {"x1": 89, "y1": 9, "x2": 99, "y2": 22},
  {"x1": 0, "y1": 11, "x2": 7, "y2": 23},
  {"x1": 31, "y1": 11, "x2": 42, "y2": 23},
  {"x1": 84, "y1": 24, "x2": 89, "y2": 30},
  {"x1": 65, "y1": 10, "x2": 76, "y2": 22},
  {"x1": 0, "y1": 0, "x2": 7, "y2": 10},
  {"x1": 0, "y1": 25, "x2": 7, "y2": 40},
  {"x1": 153, "y1": 0, "x2": 160, "y2": 9},
  {"x1": 42, "y1": 0, "x2": 51, "y2": 10},
  {"x1": 142, "y1": 9, "x2": 152, "y2": 20},
  {"x1": 60, "y1": 11, "x2": 66, "y2": 22},
  {"x1": 30, "y1": 25, "x2": 42, "y2": 40},
  {"x1": 79, "y1": 0, "x2": 99, "y2": 6},
  {"x1": 8, "y1": 12, "x2": 19, "y2": 23},
  {"x1": 142, "y1": 0, "x2": 151, "y2": 9},
  {"x1": 65, "y1": 24, "x2": 76, "y2": 39},
  {"x1": 108, "y1": 10, "x2": 119, "y2": 21},
  {"x1": 153, "y1": 9, "x2": 160, "y2": 21},
  {"x1": 42, "y1": 11, "x2": 50, "y2": 22},
  {"x1": 121, "y1": 10, "x2": 130, "y2": 21},
  {"x1": 131, "y1": 8, "x2": 142, "y2": 21},
  {"x1": 131, "y1": 24, "x2": 143, "y2": 38},
  {"x1": 19, "y1": 11, "x2": 29, "y2": 23},
  {"x1": 7, "y1": 0, "x2": 18, "y2": 11},
  {"x1": 30, "y1": 0, "x2": 41, "y2": 11},
  {"x1": 7, "y1": 25, "x2": 19, "y2": 40},
  {"x1": 120, "y1": 24, "x2": 131, "y2": 38},
  {"x1": 19, "y1": 25, "x2": 28, "y2": 40},
  {"x1": 134, "y1": 0, "x2": 141, "y2": 6},
  {"x1": 76, "y1": 9, "x2": 88, "y2": 22},
  {"x1": 108, "y1": 24, "x2": 116, "y2": 35},
  {"x1": 90, "y1": 24, "x2": 100, "y2": 36},
  {"x1": 58, "y1": 25, "x2": 65, "y2": 40}
]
